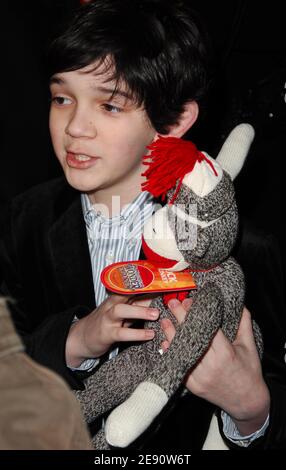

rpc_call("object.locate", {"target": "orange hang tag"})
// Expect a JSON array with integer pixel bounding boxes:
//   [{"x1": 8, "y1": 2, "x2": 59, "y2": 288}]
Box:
[{"x1": 101, "y1": 260, "x2": 196, "y2": 295}]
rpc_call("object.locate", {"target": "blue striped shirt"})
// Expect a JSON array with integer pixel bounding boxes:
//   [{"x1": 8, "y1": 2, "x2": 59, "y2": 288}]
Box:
[{"x1": 81, "y1": 191, "x2": 156, "y2": 306}]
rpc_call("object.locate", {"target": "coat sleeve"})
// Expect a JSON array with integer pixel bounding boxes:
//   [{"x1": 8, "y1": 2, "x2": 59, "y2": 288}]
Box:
[
  {"x1": 260, "y1": 354, "x2": 286, "y2": 449},
  {"x1": 0, "y1": 198, "x2": 92, "y2": 390}
]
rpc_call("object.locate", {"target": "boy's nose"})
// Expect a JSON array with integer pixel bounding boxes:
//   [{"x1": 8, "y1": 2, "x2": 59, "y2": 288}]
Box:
[{"x1": 65, "y1": 108, "x2": 97, "y2": 138}]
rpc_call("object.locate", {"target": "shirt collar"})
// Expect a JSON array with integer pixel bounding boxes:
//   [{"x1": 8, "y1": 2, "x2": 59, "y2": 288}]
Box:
[{"x1": 81, "y1": 191, "x2": 154, "y2": 227}]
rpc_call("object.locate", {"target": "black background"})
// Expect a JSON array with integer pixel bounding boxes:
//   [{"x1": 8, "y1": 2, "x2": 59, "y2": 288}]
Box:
[{"x1": 0, "y1": 0, "x2": 285, "y2": 289}]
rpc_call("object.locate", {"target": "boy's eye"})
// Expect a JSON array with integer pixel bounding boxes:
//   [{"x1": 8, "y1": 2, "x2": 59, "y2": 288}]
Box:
[
  {"x1": 51, "y1": 96, "x2": 72, "y2": 106},
  {"x1": 102, "y1": 103, "x2": 122, "y2": 113}
]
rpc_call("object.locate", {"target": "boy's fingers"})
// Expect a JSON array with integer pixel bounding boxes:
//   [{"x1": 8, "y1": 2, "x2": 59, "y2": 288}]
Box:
[
  {"x1": 235, "y1": 307, "x2": 252, "y2": 340},
  {"x1": 161, "y1": 340, "x2": 170, "y2": 353},
  {"x1": 131, "y1": 298, "x2": 153, "y2": 308},
  {"x1": 161, "y1": 318, "x2": 176, "y2": 343},
  {"x1": 113, "y1": 303, "x2": 159, "y2": 322},
  {"x1": 234, "y1": 307, "x2": 257, "y2": 351},
  {"x1": 114, "y1": 327, "x2": 155, "y2": 343},
  {"x1": 130, "y1": 294, "x2": 157, "y2": 308},
  {"x1": 109, "y1": 294, "x2": 132, "y2": 303},
  {"x1": 106, "y1": 294, "x2": 132, "y2": 309},
  {"x1": 182, "y1": 297, "x2": 193, "y2": 310},
  {"x1": 168, "y1": 298, "x2": 188, "y2": 324},
  {"x1": 209, "y1": 328, "x2": 232, "y2": 354}
]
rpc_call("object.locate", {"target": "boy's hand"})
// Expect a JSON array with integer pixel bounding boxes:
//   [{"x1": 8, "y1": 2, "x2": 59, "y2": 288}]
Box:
[
  {"x1": 66, "y1": 294, "x2": 159, "y2": 368},
  {"x1": 162, "y1": 301, "x2": 270, "y2": 436}
]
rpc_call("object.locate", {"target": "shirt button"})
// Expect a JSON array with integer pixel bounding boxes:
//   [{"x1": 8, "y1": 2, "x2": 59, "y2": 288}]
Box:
[{"x1": 106, "y1": 251, "x2": 114, "y2": 262}]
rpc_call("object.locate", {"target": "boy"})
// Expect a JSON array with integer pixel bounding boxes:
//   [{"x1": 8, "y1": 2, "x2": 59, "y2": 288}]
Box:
[{"x1": 0, "y1": 0, "x2": 270, "y2": 449}]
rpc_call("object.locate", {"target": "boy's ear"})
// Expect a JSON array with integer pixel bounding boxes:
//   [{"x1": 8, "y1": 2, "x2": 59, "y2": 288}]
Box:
[{"x1": 167, "y1": 101, "x2": 199, "y2": 138}]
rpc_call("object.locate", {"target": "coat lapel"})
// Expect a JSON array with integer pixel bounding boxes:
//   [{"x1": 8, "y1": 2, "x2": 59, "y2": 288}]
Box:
[{"x1": 48, "y1": 195, "x2": 95, "y2": 311}]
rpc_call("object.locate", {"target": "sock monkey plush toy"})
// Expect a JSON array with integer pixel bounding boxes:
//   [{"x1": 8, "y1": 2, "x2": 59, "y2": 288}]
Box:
[{"x1": 75, "y1": 124, "x2": 263, "y2": 449}]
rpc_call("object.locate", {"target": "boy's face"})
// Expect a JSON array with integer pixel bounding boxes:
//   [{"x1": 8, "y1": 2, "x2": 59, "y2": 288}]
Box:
[{"x1": 49, "y1": 62, "x2": 156, "y2": 202}]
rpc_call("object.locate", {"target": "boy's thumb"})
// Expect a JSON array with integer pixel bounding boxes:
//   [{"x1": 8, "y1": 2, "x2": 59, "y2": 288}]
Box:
[{"x1": 235, "y1": 307, "x2": 257, "y2": 350}]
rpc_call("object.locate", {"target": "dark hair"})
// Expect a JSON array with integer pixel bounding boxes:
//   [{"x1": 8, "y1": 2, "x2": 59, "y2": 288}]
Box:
[{"x1": 47, "y1": 0, "x2": 213, "y2": 134}]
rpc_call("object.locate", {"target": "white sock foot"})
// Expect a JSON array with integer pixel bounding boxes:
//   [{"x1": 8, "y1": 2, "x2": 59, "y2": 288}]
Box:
[
  {"x1": 105, "y1": 382, "x2": 168, "y2": 447},
  {"x1": 202, "y1": 414, "x2": 229, "y2": 450}
]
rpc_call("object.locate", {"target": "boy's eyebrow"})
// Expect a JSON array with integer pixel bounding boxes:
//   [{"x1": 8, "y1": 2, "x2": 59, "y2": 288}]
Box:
[
  {"x1": 96, "y1": 86, "x2": 133, "y2": 101},
  {"x1": 49, "y1": 76, "x2": 65, "y2": 85},
  {"x1": 49, "y1": 77, "x2": 134, "y2": 102}
]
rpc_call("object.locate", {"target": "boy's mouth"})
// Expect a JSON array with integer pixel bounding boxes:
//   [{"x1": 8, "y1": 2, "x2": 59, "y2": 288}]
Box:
[
  {"x1": 73, "y1": 154, "x2": 91, "y2": 161},
  {"x1": 66, "y1": 152, "x2": 99, "y2": 169}
]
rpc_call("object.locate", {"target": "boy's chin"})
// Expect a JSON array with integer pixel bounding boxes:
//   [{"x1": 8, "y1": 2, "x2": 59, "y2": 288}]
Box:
[{"x1": 65, "y1": 172, "x2": 100, "y2": 193}]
